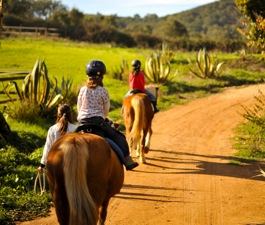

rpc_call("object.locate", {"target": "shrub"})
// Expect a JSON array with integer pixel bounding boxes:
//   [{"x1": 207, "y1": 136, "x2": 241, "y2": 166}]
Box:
[{"x1": 234, "y1": 90, "x2": 265, "y2": 159}]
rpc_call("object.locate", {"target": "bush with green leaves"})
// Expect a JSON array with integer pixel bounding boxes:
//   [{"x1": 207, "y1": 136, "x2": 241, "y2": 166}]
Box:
[
  {"x1": 234, "y1": 90, "x2": 265, "y2": 159},
  {"x1": 188, "y1": 48, "x2": 224, "y2": 79},
  {"x1": 241, "y1": 90, "x2": 265, "y2": 128},
  {"x1": 0, "y1": 145, "x2": 52, "y2": 225},
  {"x1": 235, "y1": 0, "x2": 265, "y2": 57}
]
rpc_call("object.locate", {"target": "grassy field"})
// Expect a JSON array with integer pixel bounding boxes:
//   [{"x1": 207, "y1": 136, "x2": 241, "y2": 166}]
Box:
[
  {"x1": 1, "y1": 37, "x2": 265, "y2": 224},
  {"x1": 1, "y1": 38, "x2": 150, "y2": 84},
  {"x1": 1, "y1": 37, "x2": 264, "y2": 119}
]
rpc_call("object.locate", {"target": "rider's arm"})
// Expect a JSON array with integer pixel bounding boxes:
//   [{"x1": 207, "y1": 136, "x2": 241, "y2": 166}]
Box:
[
  {"x1": 40, "y1": 126, "x2": 57, "y2": 166},
  {"x1": 103, "y1": 89, "x2": 110, "y2": 119}
]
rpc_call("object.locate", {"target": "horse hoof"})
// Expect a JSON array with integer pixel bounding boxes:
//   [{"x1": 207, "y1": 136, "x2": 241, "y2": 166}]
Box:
[{"x1": 144, "y1": 147, "x2": 149, "y2": 154}]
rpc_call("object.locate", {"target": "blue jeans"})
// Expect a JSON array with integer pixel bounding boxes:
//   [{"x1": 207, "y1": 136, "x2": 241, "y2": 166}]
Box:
[{"x1": 124, "y1": 89, "x2": 156, "y2": 103}]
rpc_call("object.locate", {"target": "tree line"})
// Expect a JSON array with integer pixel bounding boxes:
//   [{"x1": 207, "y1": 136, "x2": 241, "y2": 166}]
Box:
[{"x1": 1, "y1": 0, "x2": 263, "y2": 53}]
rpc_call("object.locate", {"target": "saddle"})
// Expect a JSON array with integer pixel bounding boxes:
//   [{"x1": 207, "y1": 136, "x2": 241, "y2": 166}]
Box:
[
  {"x1": 76, "y1": 124, "x2": 105, "y2": 137},
  {"x1": 129, "y1": 89, "x2": 144, "y2": 95},
  {"x1": 75, "y1": 123, "x2": 125, "y2": 164}
]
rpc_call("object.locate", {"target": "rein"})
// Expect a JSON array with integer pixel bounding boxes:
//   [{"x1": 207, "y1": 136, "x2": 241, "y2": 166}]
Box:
[{"x1": 34, "y1": 172, "x2": 46, "y2": 196}]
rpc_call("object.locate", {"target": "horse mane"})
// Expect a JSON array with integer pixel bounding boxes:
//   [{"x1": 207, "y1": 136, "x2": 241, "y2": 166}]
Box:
[
  {"x1": 60, "y1": 136, "x2": 98, "y2": 225},
  {"x1": 130, "y1": 96, "x2": 144, "y2": 150}
]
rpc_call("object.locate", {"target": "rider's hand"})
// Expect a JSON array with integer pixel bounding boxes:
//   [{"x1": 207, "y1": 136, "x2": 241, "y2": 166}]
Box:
[{"x1": 38, "y1": 166, "x2": 43, "y2": 173}]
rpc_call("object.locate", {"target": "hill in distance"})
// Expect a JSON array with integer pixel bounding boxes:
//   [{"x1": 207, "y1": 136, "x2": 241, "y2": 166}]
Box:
[{"x1": 116, "y1": 0, "x2": 244, "y2": 41}]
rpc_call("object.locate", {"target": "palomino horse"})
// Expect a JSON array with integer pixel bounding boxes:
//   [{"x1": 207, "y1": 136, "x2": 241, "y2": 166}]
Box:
[
  {"x1": 122, "y1": 85, "x2": 158, "y2": 164},
  {"x1": 46, "y1": 133, "x2": 124, "y2": 225}
]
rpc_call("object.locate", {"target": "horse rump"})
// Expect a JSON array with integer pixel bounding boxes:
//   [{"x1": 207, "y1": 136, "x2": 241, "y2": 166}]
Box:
[
  {"x1": 46, "y1": 133, "x2": 124, "y2": 225},
  {"x1": 122, "y1": 93, "x2": 154, "y2": 163}
]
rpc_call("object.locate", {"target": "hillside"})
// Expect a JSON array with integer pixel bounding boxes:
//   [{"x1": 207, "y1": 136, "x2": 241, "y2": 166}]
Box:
[
  {"x1": 117, "y1": 0, "x2": 244, "y2": 41},
  {"x1": 172, "y1": 0, "x2": 244, "y2": 40},
  {"x1": 3, "y1": 0, "x2": 246, "y2": 49}
]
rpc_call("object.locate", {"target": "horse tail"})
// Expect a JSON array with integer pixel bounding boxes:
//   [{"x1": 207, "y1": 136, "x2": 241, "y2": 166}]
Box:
[
  {"x1": 130, "y1": 96, "x2": 144, "y2": 148},
  {"x1": 61, "y1": 136, "x2": 98, "y2": 225}
]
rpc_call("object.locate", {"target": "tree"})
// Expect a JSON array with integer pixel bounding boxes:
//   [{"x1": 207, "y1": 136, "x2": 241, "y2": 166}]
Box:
[
  {"x1": 0, "y1": 111, "x2": 12, "y2": 147},
  {"x1": 31, "y1": 0, "x2": 67, "y2": 19},
  {"x1": 152, "y1": 17, "x2": 188, "y2": 40},
  {"x1": 235, "y1": 0, "x2": 265, "y2": 55},
  {"x1": 5, "y1": 0, "x2": 32, "y2": 18},
  {"x1": 0, "y1": 0, "x2": 4, "y2": 31},
  {"x1": 32, "y1": 0, "x2": 53, "y2": 19}
]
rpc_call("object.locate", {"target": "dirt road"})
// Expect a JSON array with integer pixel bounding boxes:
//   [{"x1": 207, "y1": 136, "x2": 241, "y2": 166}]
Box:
[{"x1": 18, "y1": 84, "x2": 265, "y2": 225}]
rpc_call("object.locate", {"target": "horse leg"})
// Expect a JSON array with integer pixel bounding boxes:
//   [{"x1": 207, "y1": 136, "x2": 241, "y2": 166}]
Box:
[
  {"x1": 128, "y1": 136, "x2": 134, "y2": 156},
  {"x1": 136, "y1": 142, "x2": 140, "y2": 157},
  {"x1": 98, "y1": 199, "x2": 110, "y2": 225},
  {"x1": 144, "y1": 127, "x2": 152, "y2": 154},
  {"x1": 139, "y1": 133, "x2": 147, "y2": 164},
  {"x1": 54, "y1": 197, "x2": 69, "y2": 225}
]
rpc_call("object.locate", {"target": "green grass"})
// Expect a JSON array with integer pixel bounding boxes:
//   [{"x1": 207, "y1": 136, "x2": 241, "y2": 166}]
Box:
[
  {"x1": 232, "y1": 122, "x2": 265, "y2": 163},
  {"x1": 1, "y1": 37, "x2": 265, "y2": 224},
  {"x1": 0, "y1": 38, "x2": 151, "y2": 85},
  {"x1": 232, "y1": 91, "x2": 265, "y2": 163},
  {"x1": 1, "y1": 38, "x2": 264, "y2": 115}
]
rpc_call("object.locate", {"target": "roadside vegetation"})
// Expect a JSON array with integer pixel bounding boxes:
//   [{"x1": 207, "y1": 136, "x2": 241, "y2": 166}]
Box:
[
  {"x1": 1, "y1": 38, "x2": 265, "y2": 224},
  {"x1": 233, "y1": 91, "x2": 265, "y2": 161}
]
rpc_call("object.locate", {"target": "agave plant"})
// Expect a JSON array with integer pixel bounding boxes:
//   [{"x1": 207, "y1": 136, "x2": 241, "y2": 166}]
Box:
[
  {"x1": 161, "y1": 42, "x2": 173, "y2": 62},
  {"x1": 188, "y1": 48, "x2": 224, "y2": 79},
  {"x1": 5, "y1": 58, "x2": 64, "y2": 115},
  {"x1": 110, "y1": 59, "x2": 129, "y2": 81},
  {"x1": 145, "y1": 52, "x2": 171, "y2": 84}
]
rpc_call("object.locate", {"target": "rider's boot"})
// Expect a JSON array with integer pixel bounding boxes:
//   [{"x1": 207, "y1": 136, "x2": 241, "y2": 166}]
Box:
[
  {"x1": 152, "y1": 101, "x2": 160, "y2": 113},
  {"x1": 124, "y1": 156, "x2": 139, "y2": 170}
]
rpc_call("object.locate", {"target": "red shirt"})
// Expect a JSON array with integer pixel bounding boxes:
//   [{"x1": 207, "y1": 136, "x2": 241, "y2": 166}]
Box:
[{"x1": 129, "y1": 71, "x2": 146, "y2": 92}]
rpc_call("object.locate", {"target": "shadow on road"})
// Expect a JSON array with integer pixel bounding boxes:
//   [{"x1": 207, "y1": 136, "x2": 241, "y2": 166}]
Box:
[{"x1": 132, "y1": 148, "x2": 265, "y2": 181}]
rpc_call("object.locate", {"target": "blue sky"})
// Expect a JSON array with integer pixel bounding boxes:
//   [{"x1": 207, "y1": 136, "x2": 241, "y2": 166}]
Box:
[{"x1": 60, "y1": 0, "x2": 218, "y2": 17}]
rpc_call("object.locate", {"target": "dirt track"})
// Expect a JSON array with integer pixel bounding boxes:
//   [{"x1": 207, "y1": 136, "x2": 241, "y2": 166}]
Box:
[{"x1": 17, "y1": 84, "x2": 265, "y2": 225}]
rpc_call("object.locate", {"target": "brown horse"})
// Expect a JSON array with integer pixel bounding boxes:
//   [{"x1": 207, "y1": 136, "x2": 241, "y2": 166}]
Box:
[
  {"x1": 46, "y1": 133, "x2": 124, "y2": 225},
  {"x1": 122, "y1": 90, "x2": 155, "y2": 164}
]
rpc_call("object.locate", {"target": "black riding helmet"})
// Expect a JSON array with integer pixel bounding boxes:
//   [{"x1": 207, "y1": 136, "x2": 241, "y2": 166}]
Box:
[
  {"x1": 86, "y1": 60, "x2": 106, "y2": 79},
  {"x1": 132, "y1": 59, "x2": 141, "y2": 69}
]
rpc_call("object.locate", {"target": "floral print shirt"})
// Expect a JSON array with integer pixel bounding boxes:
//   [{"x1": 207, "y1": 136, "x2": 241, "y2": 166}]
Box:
[{"x1": 77, "y1": 85, "x2": 110, "y2": 121}]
